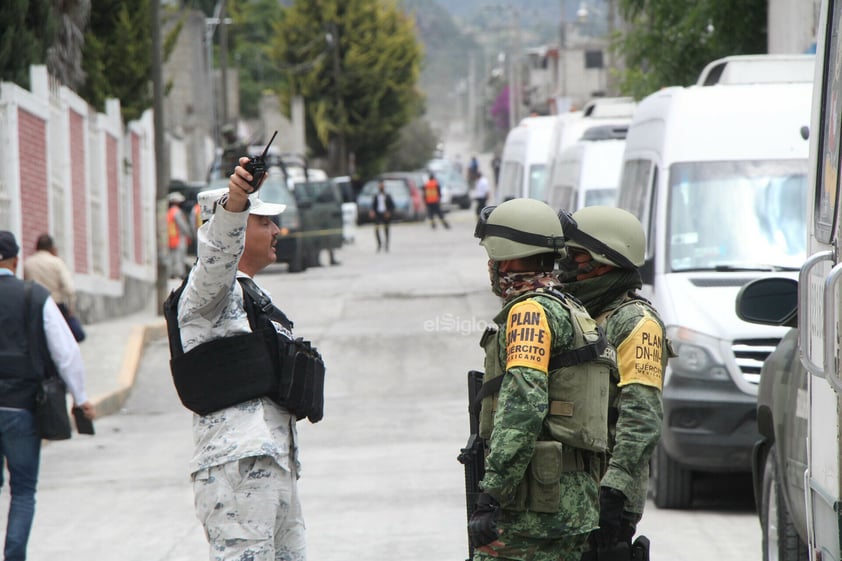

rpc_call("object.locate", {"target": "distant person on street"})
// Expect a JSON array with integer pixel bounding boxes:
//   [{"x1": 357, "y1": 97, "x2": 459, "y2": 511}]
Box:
[
  {"x1": 468, "y1": 155, "x2": 480, "y2": 185},
  {"x1": 473, "y1": 170, "x2": 490, "y2": 217},
  {"x1": 424, "y1": 172, "x2": 450, "y2": 229},
  {"x1": 369, "y1": 180, "x2": 395, "y2": 252},
  {"x1": 0, "y1": 230, "x2": 95, "y2": 561},
  {"x1": 491, "y1": 154, "x2": 501, "y2": 187},
  {"x1": 168, "y1": 155, "x2": 323, "y2": 561},
  {"x1": 23, "y1": 233, "x2": 84, "y2": 342},
  {"x1": 167, "y1": 192, "x2": 193, "y2": 279}
]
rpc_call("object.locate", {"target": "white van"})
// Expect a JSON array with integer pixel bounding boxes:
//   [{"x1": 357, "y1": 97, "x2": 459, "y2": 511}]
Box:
[
  {"x1": 497, "y1": 115, "x2": 557, "y2": 202},
  {"x1": 616, "y1": 75, "x2": 813, "y2": 509},
  {"x1": 497, "y1": 99, "x2": 637, "y2": 203},
  {"x1": 544, "y1": 97, "x2": 636, "y2": 204},
  {"x1": 545, "y1": 124, "x2": 627, "y2": 212}
]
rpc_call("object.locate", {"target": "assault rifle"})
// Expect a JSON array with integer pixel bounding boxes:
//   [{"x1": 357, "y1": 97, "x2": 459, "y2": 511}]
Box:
[{"x1": 457, "y1": 369, "x2": 486, "y2": 561}]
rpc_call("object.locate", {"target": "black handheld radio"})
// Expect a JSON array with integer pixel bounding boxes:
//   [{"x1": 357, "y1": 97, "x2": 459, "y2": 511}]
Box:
[{"x1": 243, "y1": 130, "x2": 278, "y2": 191}]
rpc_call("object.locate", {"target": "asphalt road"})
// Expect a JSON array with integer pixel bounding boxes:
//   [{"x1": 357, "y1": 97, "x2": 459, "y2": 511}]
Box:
[{"x1": 6, "y1": 207, "x2": 760, "y2": 560}]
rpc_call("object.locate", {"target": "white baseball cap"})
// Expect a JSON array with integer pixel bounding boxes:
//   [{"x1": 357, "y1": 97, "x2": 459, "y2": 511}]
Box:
[{"x1": 197, "y1": 187, "x2": 285, "y2": 222}]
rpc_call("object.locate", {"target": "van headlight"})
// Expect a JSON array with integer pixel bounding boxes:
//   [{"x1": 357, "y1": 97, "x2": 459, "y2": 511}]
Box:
[{"x1": 666, "y1": 326, "x2": 731, "y2": 383}]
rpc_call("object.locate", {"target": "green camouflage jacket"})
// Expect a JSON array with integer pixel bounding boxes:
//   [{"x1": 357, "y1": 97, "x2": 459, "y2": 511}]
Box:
[{"x1": 480, "y1": 292, "x2": 599, "y2": 538}]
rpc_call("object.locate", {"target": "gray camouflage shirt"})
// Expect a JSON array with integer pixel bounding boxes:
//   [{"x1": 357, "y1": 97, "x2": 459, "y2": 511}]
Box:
[{"x1": 177, "y1": 203, "x2": 298, "y2": 476}]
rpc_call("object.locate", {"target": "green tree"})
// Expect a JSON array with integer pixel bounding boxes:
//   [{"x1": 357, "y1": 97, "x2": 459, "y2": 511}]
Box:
[
  {"x1": 385, "y1": 116, "x2": 438, "y2": 171},
  {"x1": 79, "y1": 0, "x2": 152, "y2": 122},
  {"x1": 227, "y1": 0, "x2": 285, "y2": 119},
  {"x1": 615, "y1": 0, "x2": 767, "y2": 99},
  {"x1": 0, "y1": 0, "x2": 57, "y2": 88},
  {"x1": 271, "y1": 0, "x2": 423, "y2": 178}
]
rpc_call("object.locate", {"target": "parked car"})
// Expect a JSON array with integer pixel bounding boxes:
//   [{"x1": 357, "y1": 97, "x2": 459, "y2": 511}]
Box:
[
  {"x1": 289, "y1": 177, "x2": 344, "y2": 267},
  {"x1": 357, "y1": 176, "x2": 424, "y2": 224},
  {"x1": 735, "y1": 277, "x2": 807, "y2": 561},
  {"x1": 331, "y1": 175, "x2": 359, "y2": 244}
]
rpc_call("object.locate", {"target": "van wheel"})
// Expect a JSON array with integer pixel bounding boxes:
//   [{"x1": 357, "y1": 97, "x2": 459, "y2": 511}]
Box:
[
  {"x1": 287, "y1": 248, "x2": 306, "y2": 273},
  {"x1": 306, "y1": 249, "x2": 322, "y2": 267},
  {"x1": 761, "y1": 445, "x2": 808, "y2": 561},
  {"x1": 651, "y1": 442, "x2": 693, "y2": 509}
]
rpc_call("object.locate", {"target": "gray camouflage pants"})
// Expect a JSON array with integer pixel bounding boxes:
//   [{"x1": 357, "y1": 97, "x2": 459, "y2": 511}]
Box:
[{"x1": 193, "y1": 455, "x2": 305, "y2": 561}]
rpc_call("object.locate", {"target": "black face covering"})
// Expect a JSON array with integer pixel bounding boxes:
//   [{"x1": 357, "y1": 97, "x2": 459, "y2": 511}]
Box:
[{"x1": 558, "y1": 254, "x2": 601, "y2": 282}]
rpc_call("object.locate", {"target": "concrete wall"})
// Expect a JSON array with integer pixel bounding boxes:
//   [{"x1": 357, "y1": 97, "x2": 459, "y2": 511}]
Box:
[
  {"x1": 0, "y1": 66, "x2": 157, "y2": 324},
  {"x1": 163, "y1": 9, "x2": 214, "y2": 182},
  {"x1": 768, "y1": 0, "x2": 821, "y2": 54}
]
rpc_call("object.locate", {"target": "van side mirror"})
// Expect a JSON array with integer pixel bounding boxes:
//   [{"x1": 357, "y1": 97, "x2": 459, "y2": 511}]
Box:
[{"x1": 735, "y1": 277, "x2": 798, "y2": 327}]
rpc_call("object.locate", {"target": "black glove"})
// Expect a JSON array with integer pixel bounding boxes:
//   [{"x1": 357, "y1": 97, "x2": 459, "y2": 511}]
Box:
[
  {"x1": 596, "y1": 486, "x2": 627, "y2": 549},
  {"x1": 468, "y1": 492, "x2": 500, "y2": 548}
]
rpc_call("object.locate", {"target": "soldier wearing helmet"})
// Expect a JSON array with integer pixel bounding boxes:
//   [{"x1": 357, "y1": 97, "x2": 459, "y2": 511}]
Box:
[
  {"x1": 469, "y1": 199, "x2": 613, "y2": 561},
  {"x1": 558, "y1": 206, "x2": 673, "y2": 558}
]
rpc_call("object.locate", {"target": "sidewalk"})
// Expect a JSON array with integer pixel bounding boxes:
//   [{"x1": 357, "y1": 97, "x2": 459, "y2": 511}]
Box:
[{"x1": 79, "y1": 289, "x2": 168, "y2": 417}]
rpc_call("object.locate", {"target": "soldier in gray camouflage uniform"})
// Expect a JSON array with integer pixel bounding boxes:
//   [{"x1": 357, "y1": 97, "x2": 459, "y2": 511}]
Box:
[
  {"x1": 558, "y1": 206, "x2": 672, "y2": 554},
  {"x1": 470, "y1": 199, "x2": 611, "y2": 561},
  {"x1": 178, "y1": 158, "x2": 305, "y2": 561}
]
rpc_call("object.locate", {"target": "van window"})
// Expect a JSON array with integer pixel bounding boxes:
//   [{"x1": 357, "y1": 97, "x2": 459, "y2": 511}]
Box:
[
  {"x1": 618, "y1": 159, "x2": 652, "y2": 220},
  {"x1": 499, "y1": 161, "x2": 523, "y2": 201},
  {"x1": 583, "y1": 189, "x2": 616, "y2": 207},
  {"x1": 547, "y1": 185, "x2": 576, "y2": 212},
  {"x1": 815, "y1": 5, "x2": 842, "y2": 244},
  {"x1": 667, "y1": 160, "x2": 807, "y2": 272},
  {"x1": 529, "y1": 164, "x2": 548, "y2": 201}
]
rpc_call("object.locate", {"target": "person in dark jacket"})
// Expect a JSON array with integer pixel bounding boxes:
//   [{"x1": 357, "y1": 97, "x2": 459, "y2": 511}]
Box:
[
  {"x1": 369, "y1": 180, "x2": 395, "y2": 252},
  {"x1": 0, "y1": 230, "x2": 94, "y2": 561}
]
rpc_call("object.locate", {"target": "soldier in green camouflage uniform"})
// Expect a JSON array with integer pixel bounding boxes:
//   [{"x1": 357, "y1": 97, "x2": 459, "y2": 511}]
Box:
[
  {"x1": 470, "y1": 199, "x2": 611, "y2": 561},
  {"x1": 558, "y1": 206, "x2": 672, "y2": 553}
]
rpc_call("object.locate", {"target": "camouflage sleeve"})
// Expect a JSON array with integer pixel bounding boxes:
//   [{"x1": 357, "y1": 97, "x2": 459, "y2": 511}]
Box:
[
  {"x1": 602, "y1": 383, "x2": 662, "y2": 512},
  {"x1": 481, "y1": 366, "x2": 549, "y2": 504},
  {"x1": 602, "y1": 302, "x2": 666, "y2": 512},
  {"x1": 481, "y1": 295, "x2": 575, "y2": 505}
]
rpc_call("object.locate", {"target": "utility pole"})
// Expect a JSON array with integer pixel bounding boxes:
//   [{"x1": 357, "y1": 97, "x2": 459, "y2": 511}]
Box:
[
  {"x1": 219, "y1": 0, "x2": 229, "y2": 126},
  {"x1": 328, "y1": 22, "x2": 347, "y2": 175},
  {"x1": 151, "y1": 0, "x2": 168, "y2": 312}
]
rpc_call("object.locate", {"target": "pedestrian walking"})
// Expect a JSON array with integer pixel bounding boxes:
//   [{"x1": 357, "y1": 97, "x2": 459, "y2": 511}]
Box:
[
  {"x1": 369, "y1": 180, "x2": 395, "y2": 252},
  {"x1": 165, "y1": 155, "x2": 324, "y2": 561},
  {"x1": 473, "y1": 171, "x2": 490, "y2": 217},
  {"x1": 558, "y1": 207, "x2": 673, "y2": 559},
  {"x1": 22, "y1": 233, "x2": 85, "y2": 342},
  {"x1": 167, "y1": 192, "x2": 193, "y2": 279},
  {"x1": 0, "y1": 230, "x2": 95, "y2": 561},
  {"x1": 423, "y1": 172, "x2": 450, "y2": 229},
  {"x1": 468, "y1": 199, "x2": 612, "y2": 561}
]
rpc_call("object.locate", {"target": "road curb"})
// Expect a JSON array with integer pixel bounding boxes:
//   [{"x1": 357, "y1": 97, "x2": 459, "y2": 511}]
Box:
[{"x1": 90, "y1": 319, "x2": 167, "y2": 418}]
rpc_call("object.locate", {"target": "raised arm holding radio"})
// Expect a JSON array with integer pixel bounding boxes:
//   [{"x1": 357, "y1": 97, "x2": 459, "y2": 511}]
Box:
[{"x1": 162, "y1": 141, "x2": 321, "y2": 561}]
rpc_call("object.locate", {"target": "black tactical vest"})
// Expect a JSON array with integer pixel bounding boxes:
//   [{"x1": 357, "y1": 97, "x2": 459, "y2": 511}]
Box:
[
  {"x1": 163, "y1": 276, "x2": 325, "y2": 422},
  {"x1": 0, "y1": 277, "x2": 55, "y2": 409}
]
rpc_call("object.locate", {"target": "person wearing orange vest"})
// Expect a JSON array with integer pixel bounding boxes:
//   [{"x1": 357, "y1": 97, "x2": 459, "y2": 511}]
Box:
[
  {"x1": 167, "y1": 192, "x2": 193, "y2": 279},
  {"x1": 424, "y1": 172, "x2": 450, "y2": 229}
]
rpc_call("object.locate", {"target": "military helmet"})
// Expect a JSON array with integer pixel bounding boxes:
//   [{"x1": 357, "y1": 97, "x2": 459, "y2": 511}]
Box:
[
  {"x1": 475, "y1": 198, "x2": 565, "y2": 261},
  {"x1": 560, "y1": 206, "x2": 645, "y2": 268}
]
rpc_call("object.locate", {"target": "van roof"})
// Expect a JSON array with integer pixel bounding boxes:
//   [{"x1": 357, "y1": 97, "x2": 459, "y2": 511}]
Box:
[
  {"x1": 696, "y1": 54, "x2": 815, "y2": 86},
  {"x1": 625, "y1": 81, "x2": 813, "y2": 163}
]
